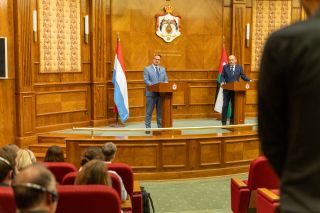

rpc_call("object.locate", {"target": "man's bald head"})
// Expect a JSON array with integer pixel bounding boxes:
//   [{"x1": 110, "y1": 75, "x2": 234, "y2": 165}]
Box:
[
  {"x1": 228, "y1": 55, "x2": 237, "y2": 66},
  {"x1": 13, "y1": 164, "x2": 57, "y2": 213}
]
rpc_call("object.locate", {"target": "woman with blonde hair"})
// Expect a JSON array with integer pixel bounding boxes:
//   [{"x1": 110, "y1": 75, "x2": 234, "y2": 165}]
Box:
[
  {"x1": 75, "y1": 160, "x2": 111, "y2": 186},
  {"x1": 16, "y1": 149, "x2": 36, "y2": 171}
]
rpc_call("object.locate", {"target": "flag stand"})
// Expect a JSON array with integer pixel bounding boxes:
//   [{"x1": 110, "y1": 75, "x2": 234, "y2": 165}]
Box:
[{"x1": 109, "y1": 112, "x2": 125, "y2": 127}]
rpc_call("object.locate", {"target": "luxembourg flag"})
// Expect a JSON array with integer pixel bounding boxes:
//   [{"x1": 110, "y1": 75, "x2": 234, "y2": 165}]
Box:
[{"x1": 112, "y1": 37, "x2": 129, "y2": 123}]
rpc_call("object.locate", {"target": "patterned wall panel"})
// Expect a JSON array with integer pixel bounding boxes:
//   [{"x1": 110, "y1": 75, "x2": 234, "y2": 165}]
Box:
[
  {"x1": 39, "y1": 0, "x2": 81, "y2": 73},
  {"x1": 252, "y1": 0, "x2": 292, "y2": 71}
]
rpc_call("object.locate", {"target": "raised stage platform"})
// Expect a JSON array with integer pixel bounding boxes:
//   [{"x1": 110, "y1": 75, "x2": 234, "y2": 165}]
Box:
[{"x1": 32, "y1": 118, "x2": 260, "y2": 180}]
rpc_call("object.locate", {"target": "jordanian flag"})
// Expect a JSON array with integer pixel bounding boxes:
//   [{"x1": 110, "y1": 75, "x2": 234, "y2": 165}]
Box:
[{"x1": 214, "y1": 46, "x2": 228, "y2": 113}]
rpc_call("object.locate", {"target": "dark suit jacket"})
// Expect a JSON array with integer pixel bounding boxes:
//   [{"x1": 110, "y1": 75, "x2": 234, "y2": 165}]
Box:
[
  {"x1": 258, "y1": 8, "x2": 320, "y2": 212},
  {"x1": 220, "y1": 64, "x2": 250, "y2": 84}
]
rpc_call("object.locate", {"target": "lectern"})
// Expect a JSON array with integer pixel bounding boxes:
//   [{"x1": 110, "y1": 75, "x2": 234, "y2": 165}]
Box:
[
  {"x1": 148, "y1": 82, "x2": 181, "y2": 135},
  {"x1": 222, "y1": 81, "x2": 256, "y2": 124}
]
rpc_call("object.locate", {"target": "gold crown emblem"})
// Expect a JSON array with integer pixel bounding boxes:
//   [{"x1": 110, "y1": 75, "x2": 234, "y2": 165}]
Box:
[{"x1": 164, "y1": 5, "x2": 174, "y2": 14}]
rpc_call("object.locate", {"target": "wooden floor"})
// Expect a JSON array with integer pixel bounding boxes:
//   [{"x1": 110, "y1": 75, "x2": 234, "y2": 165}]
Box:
[{"x1": 29, "y1": 119, "x2": 260, "y2": 180}]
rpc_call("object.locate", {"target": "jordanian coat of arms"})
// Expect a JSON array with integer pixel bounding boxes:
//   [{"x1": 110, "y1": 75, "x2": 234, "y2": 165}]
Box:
[{"x1": 155, "y1": 5, "x2": 181, "y2": 43}]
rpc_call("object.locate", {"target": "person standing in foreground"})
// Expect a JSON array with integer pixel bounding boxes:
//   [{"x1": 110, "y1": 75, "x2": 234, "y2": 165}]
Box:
[
  {"x1": 220, "y1": 55, "x2": 251, "y2": 125},
  {"x1": 143, "y1": 54, "x2": 168, "y2": 133},
  {"x1": 258, "y1": 0, "x2": 320, "y2": 211}
]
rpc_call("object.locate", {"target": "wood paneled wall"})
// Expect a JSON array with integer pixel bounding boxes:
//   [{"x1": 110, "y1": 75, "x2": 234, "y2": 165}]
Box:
[
  {"x1": 109, "y1": 0, "x2": 224, "y2": 120},
  {"x1": 108, "y1": 0, "x2": 258, "y2": 120},
  {"x1": 0, "y1": 0, "x2": 305, "y2": 147},
  {"x1": 12, "y1": 0, "x2": 112, "y2": 147},
  {"x1": 0, "y1": 0, "x2": 16, "y2": 146}
]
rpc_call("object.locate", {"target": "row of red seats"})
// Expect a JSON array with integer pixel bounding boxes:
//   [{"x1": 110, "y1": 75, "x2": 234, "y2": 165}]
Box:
[
  {"x1": 0, "y1": 185, "x2": 122, "y2": 213},
  {"x1": 43, "y1": 162, "x2": 142, "y2": 213},
  {"x1": 0, "y1": 162, "x2": 142, "y2": 213},
  {"x1": 230, "y1": 156, "x2": 280, "y2": 213}
]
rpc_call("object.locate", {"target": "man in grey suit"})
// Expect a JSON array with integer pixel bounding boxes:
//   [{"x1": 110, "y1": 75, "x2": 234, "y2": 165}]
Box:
[
  {"x1": 259, "y1": 0, "x2": 320, "y2": 211},
  {"x1": 144, "y1": 54, "x2": 168, "y2": 133}
]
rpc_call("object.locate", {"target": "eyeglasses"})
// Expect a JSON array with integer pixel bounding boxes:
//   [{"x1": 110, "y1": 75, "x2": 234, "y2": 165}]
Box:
[{"x1": 12, "y1": 183, "x2": 58, "y2": 203}]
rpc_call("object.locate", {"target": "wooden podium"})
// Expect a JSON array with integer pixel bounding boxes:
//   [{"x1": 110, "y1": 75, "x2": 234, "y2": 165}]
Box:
[
  {"x1": 222, "y1": 81, "x2": 256, "y2": 124},
  {"x1": 148, "y1": 82, "x2": 181, "y2": 135}
]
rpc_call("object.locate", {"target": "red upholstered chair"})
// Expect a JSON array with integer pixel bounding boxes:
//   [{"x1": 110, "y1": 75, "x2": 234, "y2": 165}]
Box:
[
  {"x1": 110, "y1": 172, "x2": 122, "y2": 199},
  {"x1": 0, "y1": 187, "x2": 16, "y2": 213},
  {"x1": 256, "y1": 188, "x2": 280, "y2": 213},
  {"x1": 107, "y1": 163, "x2": 142, "y2": 213},
  {"x1": 56, "y1": 185, "x2": 121, "y2": 213},
  {"x1": 61, "y1": 171, "x2": 122, "y2": 202},
  {"x1": 230, "y1": 156, "x2": 279, "y2": 213},
  {"x1": 43, "y1": 162, "x2": 77, "y2": 184},
  {"x1": 61, "y1": 171, "x2": 77, "y2": 185}
]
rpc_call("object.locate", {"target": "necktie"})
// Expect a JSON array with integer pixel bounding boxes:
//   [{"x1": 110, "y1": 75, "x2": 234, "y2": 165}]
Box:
[
  {"x1": 231, "y1": 66, "x2": 234, "y2": 75},
  {"x1": 156, "y1": 66, "x2": 160, "y2": 79}
]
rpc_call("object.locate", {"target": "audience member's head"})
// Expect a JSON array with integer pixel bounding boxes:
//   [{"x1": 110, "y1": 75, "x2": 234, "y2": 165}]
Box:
[
  {"x1": 16, "y1": 149, "x2": 37, "y2": 171},
  {"x1": 75, "y1": 160, "x2": 110, "y2": 186},
  {"x1": 4, "y1": 143, "x2": 20, "y2": 154},
  {"x1": 44, "y1": 145, "x2": 64, "y2": 162},
  {"x1": 80, "y1": 147, "x2": 104, "y2": 166},
  {"x1": 0, "y1": 147, "x2": 17, "y2": 186},
  {"x1": 12, "y1": 164, "x2": 58, "y2": 213},
  {"x1": 102, "y1": 142, "x2": 117, "y2": 162}
]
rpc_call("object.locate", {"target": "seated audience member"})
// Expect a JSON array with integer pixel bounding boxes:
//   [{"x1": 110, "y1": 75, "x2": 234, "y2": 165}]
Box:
[
  {"x1": 16, "y1": 149, "x2": 37, "y2": 171},
  {"x1": 79, "y1": 147, "x2": 105, "y2": 170},
  {"x1": 102, "y1": 142, "x2": 117, "y2": 163},
  {"x1": 12, "y1": 164, "x2": 58, "y2": 213},
  {"x1": 3, "y1": 144, "x2": 19, "y2": 175},
  {"x1": 4, "y1": 144, "x2": 20, "y2": 154},
  {"x1": 75, "y1": 160, "x2": 111, "y2": 186},
  {"x1": 44, "y1": 145, "x2": 65, "y2": 162},
  {"x1": 0, "y1": 147, "x2": 17, "y2": 186},
  {"x1": 102, "y1": 142, "x2": 128, "y2": 201}
]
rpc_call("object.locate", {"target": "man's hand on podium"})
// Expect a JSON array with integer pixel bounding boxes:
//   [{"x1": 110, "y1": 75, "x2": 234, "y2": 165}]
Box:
[{"x1": 221, "y1": 82, "x2": 226, "y2": 87}]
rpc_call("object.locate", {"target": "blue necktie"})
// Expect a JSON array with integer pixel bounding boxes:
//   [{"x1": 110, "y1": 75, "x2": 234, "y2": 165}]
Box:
[{"x1": 156, "y1": 67, "x2": 160, "y2": 80}]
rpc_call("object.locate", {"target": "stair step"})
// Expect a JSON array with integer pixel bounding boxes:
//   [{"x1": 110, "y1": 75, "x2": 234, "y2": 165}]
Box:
[
  {"x1": 29, "y1": 133, "x2": 87, "y2": 163},
  {"x1": 29, "y1": 143, "x2": 66, "y2": 153},
  {"x1": 29, "y1": 143, "x2": 67, "y2": 162},
  {"x1": 38, "y1": 135, "x2": 68, "y2": 144}
]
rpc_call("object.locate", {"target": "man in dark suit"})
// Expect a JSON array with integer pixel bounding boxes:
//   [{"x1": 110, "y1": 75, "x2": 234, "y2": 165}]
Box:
[
  {"x1": 143, "y1": 54, "x2": 168, "y2": 133},
  {"x1": 258, "y1": 1, "x2": 320, "y2": 211},
  {"x1": 220, "y1": 55, "x2": 251, "y2": 125}
]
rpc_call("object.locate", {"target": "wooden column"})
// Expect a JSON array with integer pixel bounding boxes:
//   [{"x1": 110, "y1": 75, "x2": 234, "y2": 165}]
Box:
[
  {"x1": 231, "y1": 0, "x2": 246, "y2": 67},
  {"x1": 13, "y1": 0, "x2": 37, "y2": 147},
  {"x1": 89, "y1": 0, "x2": 111, "y2": 126},
  {"x1": 0, "y1": 0, "x2": 17, "y2": 146}
]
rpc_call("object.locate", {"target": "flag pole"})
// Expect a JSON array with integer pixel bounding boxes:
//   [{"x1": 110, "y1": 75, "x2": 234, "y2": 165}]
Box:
[
  {"x1": 110, "y1": 32, "x2": 125, "y2": 128},
  {"x1": 111, "y1": 107, "x2": 125, "y2": 128}
]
